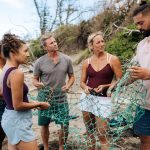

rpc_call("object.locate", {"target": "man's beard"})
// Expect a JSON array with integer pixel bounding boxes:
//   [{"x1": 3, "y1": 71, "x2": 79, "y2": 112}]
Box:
[{"x1": 140, "y1": 29, "x2": 150, "y2": 37}]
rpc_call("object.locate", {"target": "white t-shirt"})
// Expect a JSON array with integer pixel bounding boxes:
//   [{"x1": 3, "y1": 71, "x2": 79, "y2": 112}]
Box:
[{"x1": 135, "y1": 36, "x2": 150, "y2": 109}]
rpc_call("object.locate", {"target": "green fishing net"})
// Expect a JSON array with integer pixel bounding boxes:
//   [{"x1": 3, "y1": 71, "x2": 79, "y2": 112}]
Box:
[{"x1": 28, "y1": 60, "x2": 147, "y2": 149}]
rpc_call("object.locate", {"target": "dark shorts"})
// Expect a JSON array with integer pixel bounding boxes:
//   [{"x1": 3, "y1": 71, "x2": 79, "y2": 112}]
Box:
[
  {"x1": 0, "y1": 99, "x2": 6, "y2": 122},
  {"x1": 37, "y1": 87, "x2": 69, "y2": 126},
  {"x1": 38, "y1": 102, "x2": 69, "y2": 126},
  {"x1": 133, "y1": 106, "x2": 150, "y2": 136}
]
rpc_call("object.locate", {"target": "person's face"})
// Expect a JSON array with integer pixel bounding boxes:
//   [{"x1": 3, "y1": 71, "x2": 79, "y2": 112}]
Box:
[
  {"x1": 90, "y1": 35, "x2": 105, "y2": 53},
  {"x1": 133, "y1": 13, "x2": 150, "y2": 35},
  {"x1": 44, "y1": 37, "x2": 58, "y2": 52},
  {"x1": 14, "y1": 44, "x2": 29, "y2": 64}
]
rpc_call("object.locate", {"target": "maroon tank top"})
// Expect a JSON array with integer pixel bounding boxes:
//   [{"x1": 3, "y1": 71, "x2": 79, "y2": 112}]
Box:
[{"x1": 86, "y1": 55, "x2": 114, "y2": 97}]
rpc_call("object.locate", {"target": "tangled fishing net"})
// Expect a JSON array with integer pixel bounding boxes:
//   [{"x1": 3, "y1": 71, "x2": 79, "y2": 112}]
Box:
[{"x1": 28, "y1": 60, "x2": 147, "y2": 149}]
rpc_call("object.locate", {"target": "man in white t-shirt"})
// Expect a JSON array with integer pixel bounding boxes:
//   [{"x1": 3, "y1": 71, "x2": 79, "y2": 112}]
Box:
[{"x1": 131, "y1": 2, "x2": 150, "y2": 150}]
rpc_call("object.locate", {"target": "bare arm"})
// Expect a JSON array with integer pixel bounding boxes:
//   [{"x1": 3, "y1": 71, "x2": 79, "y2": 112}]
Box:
[
  {"x1": 33, "y1": 75, "x2": 44, "y2": 88},
  {"x1": 106, "y1": 56, "x2": 122, "y2": 95},
  {"x1": 111, "y1": 56, "x2": 122, "y2": 80},
  {"x1": 10, "y1": 70, "x2": 49, "y2": 111},
  {"x1": 67, "y1": 73, "x2": 75, "y2": 88},
  {"x1": 62, "y1": 73, "x2": 75, "y2": 92},
  {"x1": 130, "y1": 66, "x2": 150, "y2": 80},
  {"x1": 80, "y1": 59, "x2": 92, "y2": 94}
]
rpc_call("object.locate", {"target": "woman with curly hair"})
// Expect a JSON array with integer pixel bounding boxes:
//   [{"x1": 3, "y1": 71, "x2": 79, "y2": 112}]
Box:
[{"x1": 0, "y1": 33, "x2": 50, "y2": 150}]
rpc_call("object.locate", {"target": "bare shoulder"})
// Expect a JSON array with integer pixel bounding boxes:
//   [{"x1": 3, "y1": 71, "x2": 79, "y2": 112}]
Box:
[
  {"x1": 109, "y1": 54, "x2": 120, "y2": 63},
  {"x1": 10, "y1": 69, "x2": 24, "y2": 81},
  {"x1": 82, "y1": 57, "x2": 91, "y2": 67}
]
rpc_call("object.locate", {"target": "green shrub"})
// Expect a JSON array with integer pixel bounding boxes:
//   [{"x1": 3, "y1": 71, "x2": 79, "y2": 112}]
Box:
[
  {"x1": 29, "y1": 38, "x2": 45, "y2": 58},
  {"x1": 106, "y1": 25, "x2": 143, "y2": 64},
  {"x1": 73, "y1": 49, "x2": 91, "y2": 65},
  {"x1": 54, "y1": 24, "x2": 79, "y2": 53}
]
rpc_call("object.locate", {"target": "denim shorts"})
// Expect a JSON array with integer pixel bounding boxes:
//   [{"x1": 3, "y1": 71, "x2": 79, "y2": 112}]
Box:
[
  {"x1": 1, "y1": 109, "x2": 36, "y2": 145},
  {"x1": 133, "y1": 106, "x2": 150, "y2": 136}
]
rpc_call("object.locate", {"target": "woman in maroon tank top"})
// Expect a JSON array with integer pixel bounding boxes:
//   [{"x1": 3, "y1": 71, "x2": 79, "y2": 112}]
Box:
[{"x1": 80, "y1": 31, "x2": 122, "y2": 150}]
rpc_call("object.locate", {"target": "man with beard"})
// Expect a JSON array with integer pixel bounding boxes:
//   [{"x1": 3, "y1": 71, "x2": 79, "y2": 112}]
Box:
[{"x1": 130, "y1": 2, "x2": 150, "y2": 150}]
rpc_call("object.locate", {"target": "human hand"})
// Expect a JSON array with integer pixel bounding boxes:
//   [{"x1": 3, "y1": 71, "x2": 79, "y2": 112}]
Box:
[
  {"x1": 34, "y1": 82, "x2": 44, "y2": 89},
  {"x1": 84, "y1": 86, "x2": 92, "y2": 95},
  {"x1": 38, "y1": 102, "x2": 50, "y2": 110},
  {"x1": 129, "y1": 66, "x2": 150, "y2": 80},
  {"x1": 62, "y1": 85, "x2": 70, "y2": 92},
  {"x1": 107, "y1": 81, "x2": 119, "y2": 97},
  {"x1": 30, "y1": 101, "x2": 38, "y2": 110},
  {"x1": 94, "y1": 85, "x2": 105, "y2": 93}
]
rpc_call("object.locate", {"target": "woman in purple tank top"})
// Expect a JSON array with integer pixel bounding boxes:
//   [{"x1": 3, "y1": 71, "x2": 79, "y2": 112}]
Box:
[
  {"x1": 0, "y1": 33, "x2": 49, "y2": 150},
  {"x1": 80, "y1": 31, "x2": 122, "y2": 150}
]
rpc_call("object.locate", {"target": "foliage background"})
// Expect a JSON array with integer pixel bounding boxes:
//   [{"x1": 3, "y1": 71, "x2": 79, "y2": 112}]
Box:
[{"x1": 30, "y1": 1, "x2": 148, "y2": 65}]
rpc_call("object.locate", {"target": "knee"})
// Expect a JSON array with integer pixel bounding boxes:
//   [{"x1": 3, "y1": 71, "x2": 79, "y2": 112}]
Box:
[
  {"x1": 97, "y1": 127, "x2": 106, "y2": 136},
  {"x1": 86, "y1": 124, "x2": 96, "y2": 134},
  {"x1": 99, "y1": 135, "x2": 107, "y2": 144},
  {"x1": 41, "y1": 125, "x2": 49, "y2": 134}
]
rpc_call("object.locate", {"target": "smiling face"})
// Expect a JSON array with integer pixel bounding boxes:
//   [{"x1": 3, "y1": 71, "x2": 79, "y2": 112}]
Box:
[
  {"x1": 44, "y1": 37, "x2": 58, "y2": 52},
  {"x1": 90, "y1": 35, "x2": 105, "y2": 53}
]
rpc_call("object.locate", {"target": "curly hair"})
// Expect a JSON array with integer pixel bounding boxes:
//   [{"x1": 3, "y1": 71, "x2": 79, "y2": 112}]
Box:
[{"x1": 1, "y1": 33, "x2": 25, "y2": 58}]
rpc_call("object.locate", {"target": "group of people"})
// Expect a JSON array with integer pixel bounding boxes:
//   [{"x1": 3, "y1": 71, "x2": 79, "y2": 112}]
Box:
[{"x1": 0, "y1": 3, "x2": 150, "y2": 150}]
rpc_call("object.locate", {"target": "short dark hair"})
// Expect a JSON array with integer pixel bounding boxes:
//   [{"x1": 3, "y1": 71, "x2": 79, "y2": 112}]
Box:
[
  {"x1": 132, "y1": 3, "x2": 150, "y2": 17},
  {"x1": 1, "y1": 33, "x2": 25, "y2": 58}
]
